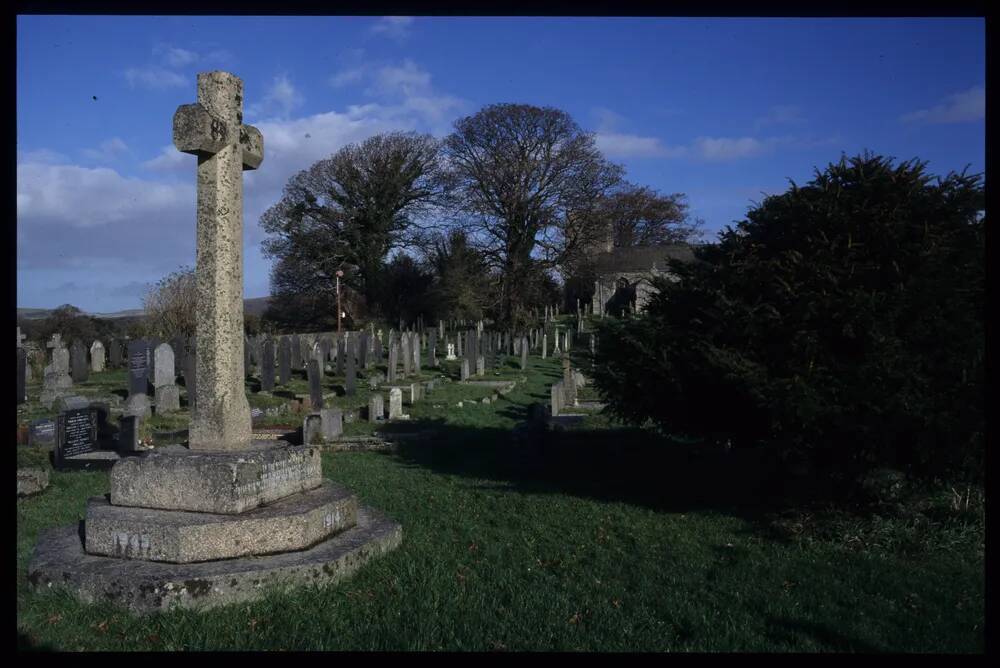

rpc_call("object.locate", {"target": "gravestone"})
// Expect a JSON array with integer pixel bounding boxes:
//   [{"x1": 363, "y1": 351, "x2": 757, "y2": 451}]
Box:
[
  {"x1": 357, "y1": 332, "x2": 368, "y2": 369},
  {"x1": 109, "y1": 338, "x2": 122, "y2": 368},
  {"x1": 127, "y1": 340, "x2": 149, "y2": 396},
  {"x1": 387, "y1": 340, "x2": 399, "y2": 383},
  {"x1": 90, "y1": 341, "x2": 106, "y2": 373},
  {"x1": 244, "y1": 336, "x2": 252, "y2": 378},
  {"x1": 261, "y1": 338, "x2": 275, "y2": 392},
  {"x1": 388, "y1": 388, "x2": 404, "y2": 420},
  {"x1": 277, "y1": 337, "x2": 291, "y2": 385},
  {"x1": 446, "y1": 342, "x2": 456, "y2": 360},
  {"x1": 154, "y1": 343, "x2": 181, "y2": 414},
  {"x1": 335, "y1": 338, "x2": 344, "y2": 376},
  {"x1": 412, "y1": 332, "x2": 421, "y2": 373},
  {"x1": 17, "y1": 348, "x2": 27, "y2": 404},
  {"x1": 28, "y1": 418, "x2": 56, "y2": 448},
  {"x1": 41, "y1": 334, "x2": 73, "y2": 407},
  {"x1": 520, "y1": 336, "x2": 528, "y2": 370},
  {"x1": 54, "y1": 407, "x2": 98, "y2": 468},
  {"x1": 476, "y1": 356, "x2": 485, "y2": 376},
  {"x1": 183, "y1": 341, "x2": 197, "y2": 410},
  {"x1": 70, "y1": 339, "x2": 89, "y2": 383},
  {"x1": 428, "y1": 329, "x2": 437, "y2": 367},
  {"x1": 290, "y1": 334, "x2": 302, "y2": 369},
  {"x1": 345, "y1": 344, "x2": 357, "y2": 396},
  {"x1": 307, "y1": 359, "x2": 324, "y2": 410},
  {"x1": 401, "y1": 334, "x2": 411, "y2": 377},
  {"x1": 117, "y1": 415, "x2": 141, "y2": 454},
  {"x1": 368, "y1": 394, "x2": 384, "y2": 422},
  {"x1": 321, "y1": 407, "x2": 343, "y2": 441},
  {"x1": 461, "y1": 358, "x2": 470, "y2": 381}
]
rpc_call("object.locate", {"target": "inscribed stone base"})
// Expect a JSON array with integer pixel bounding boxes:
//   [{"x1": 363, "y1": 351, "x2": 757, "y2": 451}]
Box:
[
  {"x1": 109, "y1": 441, "x2": 321, "y2": 514},
  {"x1": 28, "y1": 505, "x2": 402, "y2": 615},
  {"x1": 85, "y1": 480, "x2": 357, "y2": 563}
]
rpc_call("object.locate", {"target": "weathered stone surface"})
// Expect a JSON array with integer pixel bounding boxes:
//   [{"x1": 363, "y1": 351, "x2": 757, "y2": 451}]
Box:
[
  {"x1": 153, "y1": 344, "x2": 176, "y2": 388},
  {"x1": 28, "y1": 505, "x2": 401, "y2": 615},
  {"x1": 85, "y1": 480, "x2": 358, "y2": 563},
  {"x1": 17, "y1": 467, "x2": 50, "y2": 497},
  {"x1": 155, "y1": 384, "x2": 181, "y2": 413},
  {"x1": 320, "y1": 407, "x2": 343, "y2": 441},
  {"x1": 124, "y1": 393, "x2": 152, "y2": 418},
  {"x1": 368, "y1": 394, "x2": 384, "y2": 422},
  {"x1": 388, "y1": 388, "x2": 404, "y2": 420},
  {"x1": 109, "y1": 442, "x2": 321, "y2": 514},
  {"x1": 90, "y1": 341, "x2": 106, "y2": 372},
  {"x1": 176, "y1": 72, "x2": 261, "y2": 452}
]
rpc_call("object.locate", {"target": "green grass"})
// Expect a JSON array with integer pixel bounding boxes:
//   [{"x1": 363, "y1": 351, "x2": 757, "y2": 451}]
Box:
[{"x1": 16, "y1": 354, "x2": 984, "y2": 651}]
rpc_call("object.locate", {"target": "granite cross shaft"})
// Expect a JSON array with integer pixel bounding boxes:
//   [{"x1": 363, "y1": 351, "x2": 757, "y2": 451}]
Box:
[{"x1": 173, "y1": 71, "x2": 264, "y2": 451}]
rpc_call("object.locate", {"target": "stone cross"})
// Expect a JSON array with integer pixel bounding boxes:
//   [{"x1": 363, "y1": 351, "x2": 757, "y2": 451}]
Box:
[
  {"x1": 174, "y1": 71, "x2": 264, "y2": 451},
  {"x1": 47, "y1": 333, "x2": 64, "y2": 352},
  {"x1": 17, "y1": 327, "x2": 26, "y2": 348}
]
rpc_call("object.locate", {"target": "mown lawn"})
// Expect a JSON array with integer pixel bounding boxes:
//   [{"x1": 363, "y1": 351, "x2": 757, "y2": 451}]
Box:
[{"x1": 16, "y1": 355, "x2": 984, "y2": 651}]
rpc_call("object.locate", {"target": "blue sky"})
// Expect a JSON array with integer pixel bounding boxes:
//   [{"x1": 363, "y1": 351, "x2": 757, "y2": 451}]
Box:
[{"x1": 17, "y1": 16, "x2": 985, "y2": 312}]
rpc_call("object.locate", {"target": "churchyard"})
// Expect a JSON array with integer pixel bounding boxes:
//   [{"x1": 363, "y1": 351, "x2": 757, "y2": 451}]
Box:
[
  {"x1": 16, "y1": 314, "x2": 985, "y2": 651},
  {"x1": 16, "y1": 70, "x2": 983, "y2": 652}
]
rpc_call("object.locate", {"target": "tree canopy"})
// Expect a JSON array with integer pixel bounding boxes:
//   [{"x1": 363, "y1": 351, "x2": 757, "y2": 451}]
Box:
[{"x1": 593, "y1": 152, "x2": 984, "y2": 489}]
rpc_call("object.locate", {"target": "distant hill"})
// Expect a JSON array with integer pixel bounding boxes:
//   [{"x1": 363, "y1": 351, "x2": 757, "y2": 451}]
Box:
[{"x1": 18, "y1": 296, "x2": 272, "y2": 321}]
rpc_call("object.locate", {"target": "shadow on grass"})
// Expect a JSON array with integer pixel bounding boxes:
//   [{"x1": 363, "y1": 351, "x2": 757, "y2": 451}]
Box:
[
  {"x1": 18, "y1": 631, "x2": 57, "y2": 651},
  {"x1": 382, "y1": 413, "x2": 803, "y2": 523}
]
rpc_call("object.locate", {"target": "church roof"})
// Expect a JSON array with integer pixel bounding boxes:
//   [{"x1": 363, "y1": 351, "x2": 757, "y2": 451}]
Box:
[{"x1": 591, "y1": 244, "x2": 696, "y2": 274}]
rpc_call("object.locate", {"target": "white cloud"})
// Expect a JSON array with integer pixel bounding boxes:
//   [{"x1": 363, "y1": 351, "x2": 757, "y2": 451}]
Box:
[
  {"x1": 164, "y1": 46, "x2": 198, "y2": 68},
  {"x1": 370, "y1": 60, "x2": 432, "y2": 97},
  {"x1": 17, "y1": 162, "x2": 192, "y2": 229},
  {"x1": 141, "y1": 145, "x2": 191, "y2": 173},
  {"x1": 595, "y1": 132, "x2": 687, "y2": 159},
  {"x1": 370, "y1": 16, "x2": 415, "y2": 39},
  {"x1": 754, "y1": 105, "x2": 805, "y2": 130},
  {"x1": 692, "y1": 136, "x2": 770, "y2": 161},
  {"x1": 901, "y1": 86, "x2": 985, "y2": 124},
  {"x1": 17, "y1": 148, "x2": 69, "y2": 164},
  {"x1": 124, "y1": 66, "x2": 187, "y2": 90},
  {"x1": 330, "y1": 65, "x2": 368, "y2": 88},
  {"x1": 247, "y1": 74, "x2": 305, "y2": 120},
  {"x1": 82, "y1": 137, "x2": 130, "y2": 162}
]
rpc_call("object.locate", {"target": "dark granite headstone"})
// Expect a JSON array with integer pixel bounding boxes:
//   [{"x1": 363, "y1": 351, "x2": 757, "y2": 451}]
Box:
[
  {"x1": 307, "y1": 359, "x2": 324, "y2": 410},
  {"x1": 127, "y1": 340, "x2": 150, "y2": 396},
  {"x1": 345, "y1": 343, "x2": 357, "y2": 396},
  {"x1": 244, "y1": 336, "x2": 252, "y2": 378},
  {"x1": 70, "y1": 339, "x2": 89, "y2": 382},
  {"x1": 108, "y1": 338, "x2": 122, "y2": 368},
  {"x1": 117, "y1": 415, "x2": 141, "y2": 454},
  {"x1": 278, "y1": 336, "x2": 291, "y2": 385},
  {"x1": 320, "y1": 337, "x2": 333, "y2": 366},
  {"x1": 183, "y1": 343, "x2": 197, "y2": 409},
  {"x1": 261, "y1": 338, "x2": 275, "y2": 392},
  {"x1": 358, "y1": 332, "x2": 368, "y2": 369},
  {"x1": 29, "y1": 418, "x2": 56, "y2": 448},
  {"x1": 521, "y1": 336, "x2": 529, "y2": 370},
  {"x1": 55, "y1": 407, "x2": 98, "y2": 466},
  {"x1": 335, "y1": 339, "x2": 345, "y2": 376},
  {"x1": 290, "y1": 334, "x2": 301, "y2": 369},
  {"x1": 17, "y1": 347, "x2": 26, "y2": 404},
  {"x1": 428, "y1": 330, "x2": 437, "y2": 367},
  {"x1": 374, "y1": 335, "x2": 383, "y2": 361},
  {"x1": 171, "y1": 337, "x2": 186, "y2": 376}
]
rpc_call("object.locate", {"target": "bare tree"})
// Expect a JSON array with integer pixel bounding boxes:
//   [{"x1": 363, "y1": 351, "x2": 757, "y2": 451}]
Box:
[
  {"x1": 143, "y1": 266, "x2": 197, "y2": 338},
  {"x1": 604, "y1": 184, "x2": 703, "y2": 247},
  {"x1": 260, "y1": 132, "x2": 446, "y2": 317},
  {"x1": 443, "y1": 103, "x2": 622, "y2": 324}
]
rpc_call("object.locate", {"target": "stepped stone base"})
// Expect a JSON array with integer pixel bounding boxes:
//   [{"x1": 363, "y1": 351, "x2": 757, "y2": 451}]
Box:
[
  {"x1": 110, "y1": 441, "x2": 321, "y2": 514},
  {"x1": 85, "y1": 480, "x2": 358, "y2": 563},
  {"x1": 28, "y1": 505, "x2": 402, "y2": 615}
]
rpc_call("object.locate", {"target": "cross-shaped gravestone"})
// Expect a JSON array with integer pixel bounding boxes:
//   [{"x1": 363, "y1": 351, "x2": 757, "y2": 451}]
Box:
[
  {"x1": 173, "y1": 71, "x2": 264, "y2": 451},
  {"x1": 17, "y1": 327, "x2": 26, "y2": 348},
  {"x1": 47, "y1": 333, "x2": 63, "y2": 351}
]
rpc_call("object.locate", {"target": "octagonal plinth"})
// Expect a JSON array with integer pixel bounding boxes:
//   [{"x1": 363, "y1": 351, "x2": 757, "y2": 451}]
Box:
[
  {"x1": 28, "y1": 505, "x2": 402, "y2": 615},
  {"x1": 86, "y1": 481, "x2": 358, "y2": 563},
  {"x1": 109, "y1": 441, "x2": 321, "y2": 514}
]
